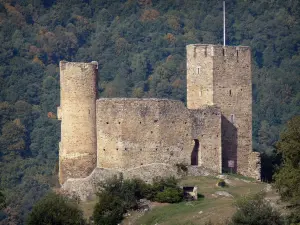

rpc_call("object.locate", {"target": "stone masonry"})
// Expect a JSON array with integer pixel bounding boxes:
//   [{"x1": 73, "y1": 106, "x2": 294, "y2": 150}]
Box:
[{"x1": 58, "y1": 44, "x2": 261, "y2": 188}]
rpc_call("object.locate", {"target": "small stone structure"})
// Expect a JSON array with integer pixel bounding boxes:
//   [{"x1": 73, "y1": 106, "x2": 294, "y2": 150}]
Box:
[
  {"x1": 57, "y1": 44, "x2": 261, "y2": 198},
  {"x1": 183, "y1": 186, "x2": 198, "y2": 200}
]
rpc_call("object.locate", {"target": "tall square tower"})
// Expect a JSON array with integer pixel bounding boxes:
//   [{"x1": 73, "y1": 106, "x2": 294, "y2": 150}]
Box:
[{"x1": 187, "y1": 44, "x2": 259, "y2": 179}]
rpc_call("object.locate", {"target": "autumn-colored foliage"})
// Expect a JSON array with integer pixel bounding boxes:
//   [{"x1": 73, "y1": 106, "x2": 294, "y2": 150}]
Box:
[
  {"x1": 140, "y1": 9, "x2": 160, "y2": 21},
  {"x1": 164, "y1": 33, "x2": 176, "y2": 43},
  {"x1": 32, "y1": 56, "x2": 44, "y2": 66},
  {"x1": 166, "y1": 55, "x2": 173, "y2": 62},
  {"x1": 4, "y1": 3, "x2": 25, "y2": 25},
  {"x1": 47, "y1": 112, "x2": 57, "y2": 119}
]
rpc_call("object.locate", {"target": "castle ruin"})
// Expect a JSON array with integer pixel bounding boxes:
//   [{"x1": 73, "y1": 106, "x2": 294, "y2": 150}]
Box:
[{"x1": 58, "y1": 44, "x2": 261, "y2": 195}]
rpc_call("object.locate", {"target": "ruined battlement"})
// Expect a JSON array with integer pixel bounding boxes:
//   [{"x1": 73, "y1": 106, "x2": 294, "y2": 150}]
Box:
[
  {"x1": 187, "y1": 44, "x2": 250, "y2": 59},
  {"x1": 58, "y1": 43, "x2": 261, "y2": 186}
]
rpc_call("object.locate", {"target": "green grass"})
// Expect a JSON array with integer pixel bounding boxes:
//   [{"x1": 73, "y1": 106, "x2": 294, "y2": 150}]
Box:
[
  {"x1": 137, "y1": 198, "x2": 232, "y2": 225},
  {"x1": 134, "y1": 175, "x2": 268, "y2": 225},
  {"x1": 79, "y1": 175, "x2": 274, "y2": 225}
]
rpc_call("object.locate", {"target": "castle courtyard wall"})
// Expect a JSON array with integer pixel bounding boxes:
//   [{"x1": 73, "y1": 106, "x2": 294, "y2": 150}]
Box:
[
  {"x1": 96, "y1": 98, "x2": 222, "y2": 173},
  {"x1": 96, "y1": 98, "x2": 192, "y2": 169}
]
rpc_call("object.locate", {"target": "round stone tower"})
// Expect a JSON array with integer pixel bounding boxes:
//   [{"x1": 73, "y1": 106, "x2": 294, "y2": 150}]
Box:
[{"x1": 58, "y1": 61, "x2": 98, "y2": 184}]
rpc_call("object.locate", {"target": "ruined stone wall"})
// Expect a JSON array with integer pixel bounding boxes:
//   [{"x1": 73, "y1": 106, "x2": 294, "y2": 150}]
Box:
[
  {"x1": 58, "y1": 61, "x2": 97, "y2": 184},
  {"x1": 96, "y1": 98, "x2": 222, "y2": 173},
  {"x1": 96, "y1": 99, "x2": 191, "y2": 169},
  {"x1": 190, "y1": 106, "x2": 222, "y2": 173}
]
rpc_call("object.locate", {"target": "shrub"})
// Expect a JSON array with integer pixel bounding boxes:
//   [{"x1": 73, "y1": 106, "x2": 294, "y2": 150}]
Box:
[
  {"x1": 154, "y1": 187, "x2": 184, "y2": 203},
  {"x1": 26, "y1": 192, "x2": 86, "y2": 225},
  {"x1": 93, "y1": 192, "x2": 125, "y2": 225},
  {"x1": 229, "y1": 192, "x2": 284, "y2": 225},
  {"x1": 148, "y1": 176, "x2": 179, "y2": 201},
  {"x1": 93, "y1": 176, "x2": 185, "y2": 224},
  {"x1": 286, "y1": 209, "x2": 300, "y2": 225}
]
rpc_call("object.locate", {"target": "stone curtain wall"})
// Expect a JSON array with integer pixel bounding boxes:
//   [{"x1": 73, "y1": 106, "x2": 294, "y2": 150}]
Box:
[
  {"x1": 190, "y1": 106, "x2": 222, "y2": 173},
  {"x1": 96, "y1": 99, "x2": 192, "y2": 169},
  {"x1": 58, "y1": 61, "x2": 98, "y2": 184},
  {"x1": 96, "y1": 98, "x2": 222, "y2": 173}
]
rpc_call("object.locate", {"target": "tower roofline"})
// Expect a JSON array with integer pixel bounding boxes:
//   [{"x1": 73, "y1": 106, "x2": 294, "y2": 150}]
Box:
[{"x1": 186, "y1": 44, "x2": 250, "y2": 49}]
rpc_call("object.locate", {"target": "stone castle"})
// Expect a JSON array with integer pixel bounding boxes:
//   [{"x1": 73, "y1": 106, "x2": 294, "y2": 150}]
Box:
[{"x1": 58, "y1": 44, "x2": 261, "y2": 194}]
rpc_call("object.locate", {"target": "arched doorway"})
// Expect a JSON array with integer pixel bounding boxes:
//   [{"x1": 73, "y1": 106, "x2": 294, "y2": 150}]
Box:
[{"x1": 191, "y1": 139, "x2": 199, "y2": 165}]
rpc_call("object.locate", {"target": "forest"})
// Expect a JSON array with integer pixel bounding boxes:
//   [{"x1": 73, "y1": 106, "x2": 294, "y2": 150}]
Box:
[{"x1": 0, "y1": 0, "x2": 299, "y2": 224}]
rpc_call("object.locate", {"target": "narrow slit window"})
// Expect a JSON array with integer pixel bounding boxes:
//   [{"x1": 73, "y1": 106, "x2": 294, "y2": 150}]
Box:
[
  {"x1": 197, "y1": 67, "x2": 200, "y2": 74},
  {"x1": 229, "y1": 90, "x2": 232, "y2": 96},
  {"x1": 230, "y1": 114, "x2": 235, "y2": 123}
]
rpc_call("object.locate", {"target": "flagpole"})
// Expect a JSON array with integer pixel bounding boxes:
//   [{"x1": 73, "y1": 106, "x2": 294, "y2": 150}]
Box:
[{"x1": 223, "y1": 0, "x2": 226, "y2": 46}]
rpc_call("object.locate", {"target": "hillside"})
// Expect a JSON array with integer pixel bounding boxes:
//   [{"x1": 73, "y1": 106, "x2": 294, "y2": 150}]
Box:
[
  {"x1": 79, "y1": 175, "x2": 280, "y2": 225},
  {"x1": 0, "y1": 0, "x2": 299, "y2": 223}
]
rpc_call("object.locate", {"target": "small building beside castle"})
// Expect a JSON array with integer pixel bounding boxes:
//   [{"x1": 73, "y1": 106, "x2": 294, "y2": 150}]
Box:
[{"x1": 57, "y1": 44, "x2": 261, "y2": 198}]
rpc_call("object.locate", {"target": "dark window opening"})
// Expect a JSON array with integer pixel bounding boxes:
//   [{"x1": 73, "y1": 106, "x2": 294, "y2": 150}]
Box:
[
  {"x1": 229, "y1": 90, "x2": 232, "y2": 96},
  {"x1": 230, "y1": 114, "x2": 235, "y2": 123},
  {"x1": 191, "y1": 139, "x2": 200, "y2": 165},
  {"x1": 197, "y1": 67, "x2": 200, "y2": 74}
]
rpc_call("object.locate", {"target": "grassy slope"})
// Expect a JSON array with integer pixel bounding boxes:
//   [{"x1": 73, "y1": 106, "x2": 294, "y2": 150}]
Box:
[
  {"x1": 132, "y1": 176, "x2": 273, "y2": 225},
  {"x1": 80, "y1": 175, "x2": 277, "y2": 225}
]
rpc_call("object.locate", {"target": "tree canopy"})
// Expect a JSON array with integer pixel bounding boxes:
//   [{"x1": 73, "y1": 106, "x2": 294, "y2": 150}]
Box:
[
  {"x1": 26, "y1": 192, "x2": 86, "y2": 225},
  {"x1": 274, "y1": 116, "x2": 300, "y2": 206}
]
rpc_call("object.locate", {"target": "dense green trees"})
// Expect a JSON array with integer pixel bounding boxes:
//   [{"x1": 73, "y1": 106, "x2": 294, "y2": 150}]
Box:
[
  {"x1": 0, "y1": 191, "x2": 5, "y2": 210},
  {"x1": 0, "y1": 0, "x2": 299, "y2": 223},
  {"x1": 274, "y1": 116, "x2": 300, "y2": 206},
  {"x1": 26, "y1": 192, "x2": 85, "y2": 225}
]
